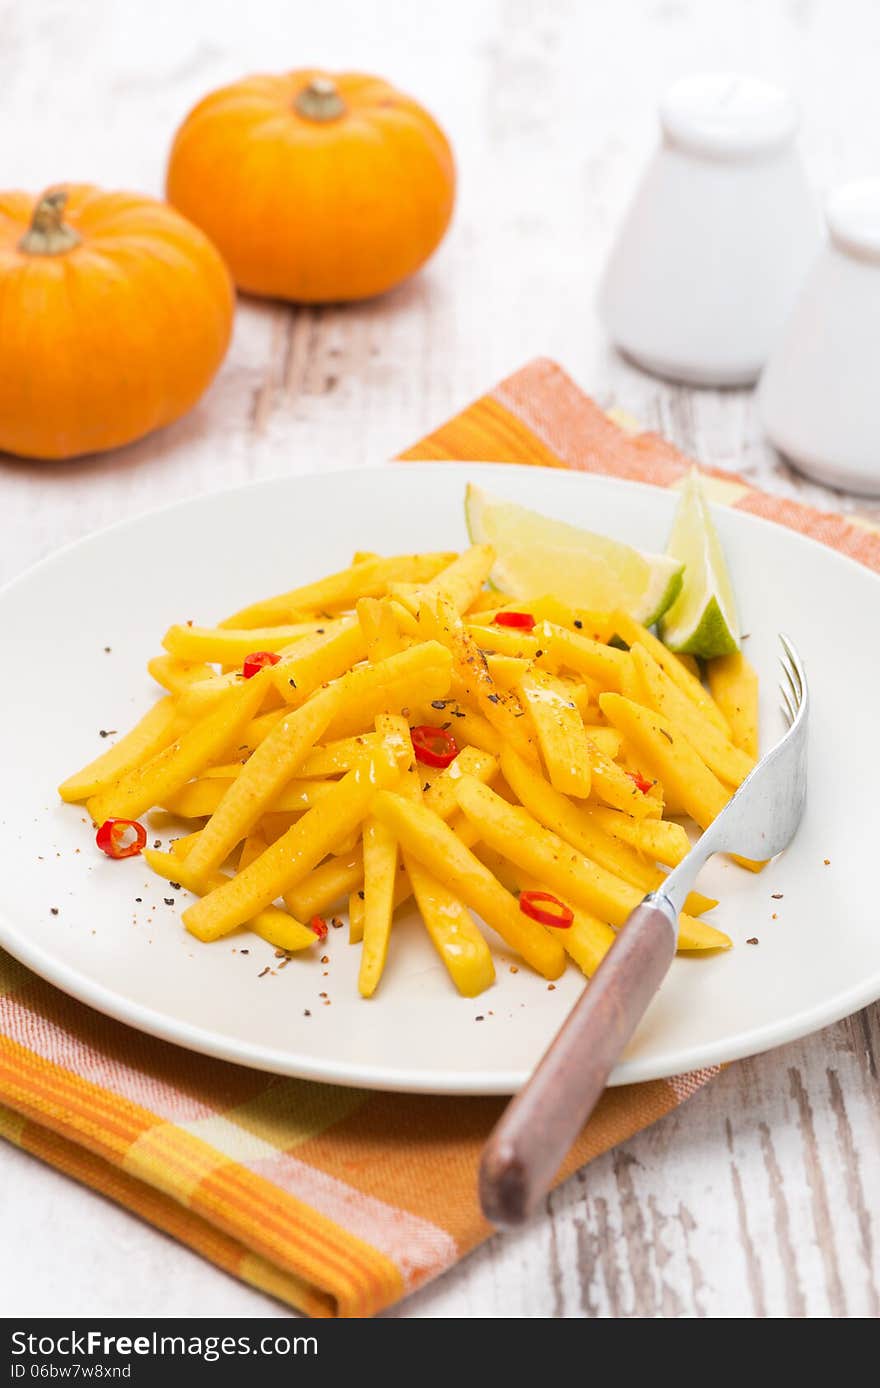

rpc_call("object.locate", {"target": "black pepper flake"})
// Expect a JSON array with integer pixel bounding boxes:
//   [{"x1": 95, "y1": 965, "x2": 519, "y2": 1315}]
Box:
[
  {"x1": 240, "y1": 948, "x2": 249, "y2": 955},
  {"x1": 771, "y1": 893, "x2": 783, "y2": 900},
  {"x1": 169, "y1": 881, "x2": 181, "y2": 891},
  {"x1": 103, "y1": 646, "x2": 112, "y2": 653},
  {"x1": 423, "y1": 783, "x2": 431, "y2": 792},
  {"x1": 304, "y1": 1009, "x2": 311, "y2": 1017},
  {"x1": 357, "y1": 890, "x2": 365, "y2": 900},
  {"x1": 475, "y1": 1015, "x2": 484, "y2": 1022},
  {"x1": 534, "y1": 649, "x2": 544, "y2": 658},
  {"x1": 331, "y1": 916, "x2": 343, "y2": 929},
  {"x1": 660, "y1": 728, "x2": 674, "y2": 743},
  {"x1": 441, "y1": 721, "x2": 451, "y2": 730},
  {"x1": 153, "y1": 840, "x2": 161, "y2": 850},
  {"x1": 451, "y1": 709, "x2": 466, "y2": 718},
  {"x1": 163, "y1": 897, "x2": 175, "y2": 907},
  {"x1": 487, "y1": 693, "x2": 500, "y2": 704},
  {"x1": 50, "y1": 907, "x2": 59, "y2": 916},
  {"x1": 135, "y1": 897, "x2": 142, "y2": 903},
  {"x1": 258, "y1": 966, "x2": 271, "y2": 977},
  {"x1": 746, "y1": 937, "x2": 759, "y2": 945},
  {"x1": 316, "y1": 627, "x2": 325, "y2": 634},
  {"x1": 573, "y1": 620, "x2": 583, "y2": 629},
  {"x1": 431, "y1": 699, "x2": 447, "y2": 711},
  {"x1": 98, "y1": 729, "x2": 116, "y2": 739},
  {"x1": 288, "y1": 677, "x2": 297, "y2": 688}
]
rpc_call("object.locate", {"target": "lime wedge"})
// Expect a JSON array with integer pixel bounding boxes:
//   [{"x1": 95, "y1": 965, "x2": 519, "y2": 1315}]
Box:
[
  {"x1": 464, "y1": 484, "x2": 684, "y2": 625},
  {"x1": 658, "y1": 470, "x2": 740, "y2": 657}
]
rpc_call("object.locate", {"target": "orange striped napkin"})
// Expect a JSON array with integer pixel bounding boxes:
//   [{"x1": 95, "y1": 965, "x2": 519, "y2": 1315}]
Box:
[{"x1": 2, "y1": 358, "x2": 878, "y2": 1320}]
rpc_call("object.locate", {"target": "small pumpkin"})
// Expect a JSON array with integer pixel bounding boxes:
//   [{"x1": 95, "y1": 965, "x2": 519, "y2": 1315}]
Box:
[
  {"x1": 166, "y1": 70, "x2": 456, "y2": 303},
  {"x1": 0, "y1": 185, "x2": 234, "y2": 460}
]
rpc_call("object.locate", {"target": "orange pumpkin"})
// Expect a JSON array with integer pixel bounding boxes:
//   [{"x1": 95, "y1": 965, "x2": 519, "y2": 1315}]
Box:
[
  {"x1": 0, "y1": 185, "x2": 234, "y2": 460},
  {"x1": 166, "y1": 70, "x2": 456, "y2": 303}
]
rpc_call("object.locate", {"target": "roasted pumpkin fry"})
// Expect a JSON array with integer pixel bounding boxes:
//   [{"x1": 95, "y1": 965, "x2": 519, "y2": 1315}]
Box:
[
  {"x1": 183, "y1": 751, "x2": 398, "y2": 941},
  {"x1": 88, "y1": 669, "x2": 272, "y2": 826},
  {"x1": 517, "y1": 668, "x2": 592, "y2": 798},
  {"x1": 146, "y1": 849, "x2": 317, "y2": 952},
  {"x1": 222, "y1": 552, "x2": 457, "y2": 628},
  {"x1": 454, "y1": 776, "x2": 730, "y2": 951},
  {"x1": 406, "y1": 853, "x2": 496, "y2": 996},
  {"x1": 707, "y1": 651, "x2": 760, "y2": 759},
  {"x1": 500, "y1": 749, "x2": 715, "y2": 916},
  {"x1": 59, "y1": 696, "x2": 180, "y2": 804},
  {"x1": 630, "y1": 642, "x2": 755, "y2": 787},
  {"x1": 371, "y1": 790, "x2": 566, "y2": 979}
]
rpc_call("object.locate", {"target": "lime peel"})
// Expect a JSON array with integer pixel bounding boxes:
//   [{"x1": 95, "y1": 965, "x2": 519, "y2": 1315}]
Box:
[
  {"x1": 658, "y1": 470, "x2": 740, "y2": 658},
  {"x1": 464, "y1": 483, "x2": 684, "y2": 626}
]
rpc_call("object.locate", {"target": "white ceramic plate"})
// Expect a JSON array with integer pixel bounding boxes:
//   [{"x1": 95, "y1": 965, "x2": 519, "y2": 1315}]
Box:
[{"x1": 1, "y1": 464, "x2": 877, "y2": 1094}]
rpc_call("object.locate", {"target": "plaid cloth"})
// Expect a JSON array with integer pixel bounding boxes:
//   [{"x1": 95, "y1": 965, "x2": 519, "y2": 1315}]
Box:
[{"x1": 3, "y1": 358, "x2": 878, "y2": 1318}]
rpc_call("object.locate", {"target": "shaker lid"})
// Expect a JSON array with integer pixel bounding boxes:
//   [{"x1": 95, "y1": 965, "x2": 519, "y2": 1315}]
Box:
[
  {"x1": 827, "y1": 178, "x2": 880, "y2": 263},
  {"x1": 660, "y1": 74, "x2": 798, "y2": 160}
]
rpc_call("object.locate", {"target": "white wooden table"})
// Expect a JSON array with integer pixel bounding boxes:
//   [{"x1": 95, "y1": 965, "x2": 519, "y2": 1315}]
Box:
[{"x1": 2, "y1": 0, "x2": 878, "y2": 1319}]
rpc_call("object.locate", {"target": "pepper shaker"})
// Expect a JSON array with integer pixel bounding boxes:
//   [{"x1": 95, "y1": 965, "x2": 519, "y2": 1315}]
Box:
[{"x1": 599, "y1": 73, "x2": 820, "y2": 386}]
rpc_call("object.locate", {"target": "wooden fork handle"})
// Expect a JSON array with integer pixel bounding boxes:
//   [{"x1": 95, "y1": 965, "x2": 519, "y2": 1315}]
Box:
[{"x1": 479, "y1": 896, "x2": 678, "y2": 1228}]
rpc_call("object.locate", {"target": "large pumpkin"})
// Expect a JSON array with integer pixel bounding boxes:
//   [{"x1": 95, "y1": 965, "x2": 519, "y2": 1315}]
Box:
[
  {"x1": 0, "y1": 185, "x2": 234, "y2": 460},
  {"x1": 166, "y1": 70, "x2": 456, "y2": 303}
]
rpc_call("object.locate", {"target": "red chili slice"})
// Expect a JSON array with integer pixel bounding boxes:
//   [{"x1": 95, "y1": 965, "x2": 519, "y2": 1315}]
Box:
[
  {"x1": 242, "y1": 651, "x2": 281, "y2": 679},
  {"x1": 95, "y1": 818, "x2": 147, "y2": 860},
  {"x1": 410, "y1": 724, "x2": 460, "y2": 769},
  {"x1": 493, "y1": 611, "x2": 536, "y2": 631},
  {"x1": 627, "y1": 771, "x2": 653, "y2": 795},
  {"x1": 519, "y1": 890, "x2": 574, "y2": 929},
  {"x1": 310, "y1": 915, "x2": 328, "y2": 941}
]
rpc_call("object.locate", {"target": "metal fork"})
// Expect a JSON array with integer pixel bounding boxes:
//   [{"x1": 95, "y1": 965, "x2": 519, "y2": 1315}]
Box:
[{"x1": 480, "y1": 635, "x2": 808, "y2": 1227}]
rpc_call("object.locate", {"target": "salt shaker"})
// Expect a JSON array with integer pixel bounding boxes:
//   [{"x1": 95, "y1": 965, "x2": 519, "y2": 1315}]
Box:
[
  {"x1": 759, "y1": 178, "x2": 880, "y2": 495},
  {"x1": 599, "y1": 73, "x2": 820, "y2": 386}
]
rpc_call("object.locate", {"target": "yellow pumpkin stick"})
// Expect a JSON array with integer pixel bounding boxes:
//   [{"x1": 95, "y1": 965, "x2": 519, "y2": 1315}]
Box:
[
  {"x1": 454, "y1": 776, "x2": 730, "y2": 951},
  {"x1": 500, "y1": 749, "x2": 715, "y2": 917},
  {"x1": 707, "y1": 651, "x2": 760, "y2": 759},
  {"x1": 420, "y1": 545, "x2": 496, "y2": 613},
  {"x1": 183, "y1": 684, "x2": 341, "y2": 878},
  {"x1": 611, "y1": 611, "x2": 731, "y2": 735},
  {"x1": 59, "y1": 696, "x2": 180, "y2": 804},
  {"x1": 356, "y1": 598, "x2": 410, "y2": 661},
  {"x1": 221, "y1": 552, "x2": 457, "y2": 628},
  {"x1": 298, "y1": 733, "x2": 383, "y2": 778},
  {"x1": 146, "y1": 850, "x2": 317, "y2": 952},
  {"x1": 147, "y1": 655, "x2": 216, "y2": 696},
  {"x1": 269, "y1": 620, "x2": 368, "y2": 705},
  {"x1": 87, "y1": 670, "x2": 272, "y2": 825},
  {"x1": 183, "y1": 752, "x2": 397, "y2": 942},
  {"x1": 481, "y1": 849, "x2": 614, "y2": 978},
  {"x1": 358, "y1": 818, "x2": 399, "y2": 997},
  {"x1": 371, "y1": 790, "x2": 566, "y2": 979},
  {"x1": 286, "y1": 851, "x2": 365, "y2": 921},
  {"x1": 516, "y1": 668, "x2": 592, "y2": 799},
  {"x1": 405, "y1": 853, "x2": 496, "y2": 997},
  {"x1": 540, "y1": 622, "x2": 630, "y2": 691},
  {"x1": 161, "y1": 775, "x2": 332, "y2": 820},
  {"x1": 630, "y1": 643, "x2": 755, "y2": 787},
  {"x1": 162, "y1": 621, "x2": 330, "y2": 665},
  {"x1": 599, "y1": 693, "x2": 730, "y2": 832},
  {"x1": 583, "y1": 806, "x2": 692, "y2": 868}
]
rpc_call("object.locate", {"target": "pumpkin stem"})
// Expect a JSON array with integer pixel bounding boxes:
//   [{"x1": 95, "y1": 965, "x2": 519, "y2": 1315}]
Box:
[
  {"x1": 294, "y1": 76, "x2": 346, "y2": 122},
  {"x1": 19, "y1": 189, "x2": 82, "y2": 256}
]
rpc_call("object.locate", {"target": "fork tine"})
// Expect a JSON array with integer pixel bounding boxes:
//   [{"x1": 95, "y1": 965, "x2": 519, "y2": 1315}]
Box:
[
  {"x1": 779, "y1": 685, "x2": 795, "y2": 726},
  {"x1": 779, "y1": 634, "x2": 803, "y2": 701},
  {"x1": 780, "y1": 656, "x2": 800, "y2": 712}
]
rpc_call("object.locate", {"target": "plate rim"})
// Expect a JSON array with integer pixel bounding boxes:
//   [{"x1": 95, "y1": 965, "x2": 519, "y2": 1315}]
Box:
[{"x1": 2, "y1": 460, "x2": 879, "y2": 1095}]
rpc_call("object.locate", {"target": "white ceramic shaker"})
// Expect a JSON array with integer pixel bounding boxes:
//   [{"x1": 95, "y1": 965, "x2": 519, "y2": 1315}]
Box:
[
  {"x1": 599, "y1": 73, "x2": 820, "y2": 386},
  {"x1": 759, "y1": 178, "x2": 880, "y2": 495}
]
